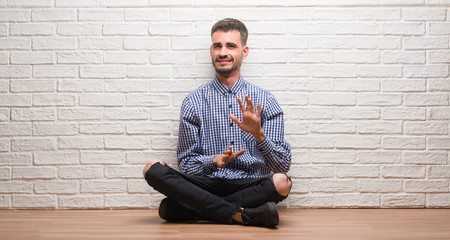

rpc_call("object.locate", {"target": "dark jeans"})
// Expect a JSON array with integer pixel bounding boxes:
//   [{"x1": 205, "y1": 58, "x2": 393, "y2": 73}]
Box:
[{"x1": 144, "y1": 162, "x2": 289, "y2": 224}]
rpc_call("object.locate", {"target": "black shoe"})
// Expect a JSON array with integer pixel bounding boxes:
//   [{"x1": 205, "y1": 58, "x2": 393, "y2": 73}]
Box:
[
  {"x1": 158, "y1": 198, "x2": 199, "y2": 222},
  {"x1": 241, "y1": 202, "x2": 279, "y2": 228}
]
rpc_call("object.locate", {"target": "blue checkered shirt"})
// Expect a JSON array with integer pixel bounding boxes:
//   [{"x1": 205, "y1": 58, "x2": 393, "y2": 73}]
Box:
[{"x1": 177, "y1": 75, "x2": 291, "y2": 179}]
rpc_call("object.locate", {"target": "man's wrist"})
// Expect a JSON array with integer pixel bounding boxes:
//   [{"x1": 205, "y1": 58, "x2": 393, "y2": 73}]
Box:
[{"x1": 253, "y1": 129, "x2": 265, "y2": 143}]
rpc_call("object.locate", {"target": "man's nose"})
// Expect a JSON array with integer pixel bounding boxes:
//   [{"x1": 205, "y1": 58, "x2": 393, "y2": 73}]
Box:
[{"x1": 219, "y1": 46, "x2": 227, "y2": 56}]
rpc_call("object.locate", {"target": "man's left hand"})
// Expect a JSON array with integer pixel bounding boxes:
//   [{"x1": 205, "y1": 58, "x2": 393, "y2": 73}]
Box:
[{"x1": 229, "y1": 95, "x2": 266, "y2": 142}]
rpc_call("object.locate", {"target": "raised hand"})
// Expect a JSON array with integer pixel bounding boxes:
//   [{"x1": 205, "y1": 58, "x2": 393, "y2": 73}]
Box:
[
  {"x1": 213, "y1": 146, "x2": 245, "y2": 168},
  {"x1": 229, "y1": 95, "x2": 266, "y2": 142}
]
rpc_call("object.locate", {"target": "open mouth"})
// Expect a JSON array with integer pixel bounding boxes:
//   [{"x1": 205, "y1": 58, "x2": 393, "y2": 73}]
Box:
[{"x1": 216, "y1": 58, "x2": 233, "y2": 64}]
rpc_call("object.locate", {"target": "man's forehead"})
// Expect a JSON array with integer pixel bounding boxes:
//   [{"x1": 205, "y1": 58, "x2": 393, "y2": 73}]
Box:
[{"x1": 211, "y1": 30, "x2": 242, "y2": 44}]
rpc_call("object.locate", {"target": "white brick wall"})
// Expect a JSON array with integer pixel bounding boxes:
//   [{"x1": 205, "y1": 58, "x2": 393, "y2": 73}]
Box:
[{"x1": 0, "y1": 0, "x2": 449, "y2": 209}]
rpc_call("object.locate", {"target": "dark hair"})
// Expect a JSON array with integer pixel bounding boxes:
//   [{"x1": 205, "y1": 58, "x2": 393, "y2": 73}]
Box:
[{"x1": 211, "y1": 18, "x2": 248, "y2": 46}]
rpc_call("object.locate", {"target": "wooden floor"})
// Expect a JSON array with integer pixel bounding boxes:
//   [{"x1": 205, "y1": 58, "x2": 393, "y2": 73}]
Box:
[{"x1": 1, "y1": 209, "x2": 450, "y2": 240}]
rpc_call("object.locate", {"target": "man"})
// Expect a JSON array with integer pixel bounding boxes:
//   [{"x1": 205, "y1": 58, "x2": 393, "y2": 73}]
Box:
[{"x1": 143, "y1": 18, "x2": 291, "y2": 228}]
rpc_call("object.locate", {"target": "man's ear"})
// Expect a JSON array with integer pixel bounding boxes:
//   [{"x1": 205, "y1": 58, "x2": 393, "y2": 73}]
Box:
[{"x1": 242, "y1": 45, "x2": 249, "y2": 60}]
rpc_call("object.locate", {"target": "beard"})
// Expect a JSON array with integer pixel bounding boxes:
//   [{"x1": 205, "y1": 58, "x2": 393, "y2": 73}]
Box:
[{"x1": 212, "y1": 56, "x2": 242, "y2": 76}]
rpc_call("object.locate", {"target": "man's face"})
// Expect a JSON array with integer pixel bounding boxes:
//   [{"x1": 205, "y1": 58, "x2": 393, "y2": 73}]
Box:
[{"x1": 210, "y1": 30, "x2": 249, "y2": 76}]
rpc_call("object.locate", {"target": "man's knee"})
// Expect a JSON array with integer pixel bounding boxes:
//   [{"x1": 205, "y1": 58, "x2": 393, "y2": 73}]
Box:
[
  {"x1": 272, "y1": 173, "x2": 292, "y2": 197},
  {"x1": 143, "y1": 160, "x2": 165, "y2": 178}
]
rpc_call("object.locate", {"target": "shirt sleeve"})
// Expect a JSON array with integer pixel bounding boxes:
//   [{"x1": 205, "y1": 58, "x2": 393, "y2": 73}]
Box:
[
  {"x1": 176, "y1": 97, "x2": 217, "y2": 176},
  {"x1": 256, "y1": 94, "x2": 291, "y2": 173}
]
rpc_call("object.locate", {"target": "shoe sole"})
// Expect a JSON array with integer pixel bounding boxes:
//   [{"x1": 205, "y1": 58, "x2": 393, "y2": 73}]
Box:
[{"x1": 266, "y1": 202, "x2": 279, "y2": 227}]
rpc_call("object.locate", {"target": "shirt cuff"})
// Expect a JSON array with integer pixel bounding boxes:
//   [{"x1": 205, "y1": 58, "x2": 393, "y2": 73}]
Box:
[
  {"x1": 256, "y1": 136, "x2": 274, "y2": 156},
  {"x1": 204, "y1": 155, "x2": 217, "y2": 173}
]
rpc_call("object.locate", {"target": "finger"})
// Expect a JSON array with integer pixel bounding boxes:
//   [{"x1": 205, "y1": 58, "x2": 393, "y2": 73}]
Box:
[
  {"x1": 245, "y1": 95, "x2": 255, "y2": 113},
  {"x1": 257, "y1": 103, "x2": 262, "y2": 118},
  {"x1": 229, "y1": 114, "x2": 241, "y2": 125},
  {"x1": 234, "y1": 149, "x2": 245, "y2": 157},
  {"x1": 237, "y1": 97, "x2": 246, "y2": 113}
]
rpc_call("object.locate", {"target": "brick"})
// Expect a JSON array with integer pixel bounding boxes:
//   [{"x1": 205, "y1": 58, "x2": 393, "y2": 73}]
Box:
[
  {"x1": 101, "y1": 0, "x2": 147, "y2": 7},
  {"x1": 289, "y1": 179, "x2": 309, "y2": 193},
  {"x1": 8, "y1": 0, "x2": 53, "y2": 7},
  {"x1": 55, "y1": 0, "x2": 100, "y2": 7},
  {"x1": 427, "y1": 194, "x2": 450, "y2": 208},
  {"x1": 124, "y1": 9, "x2": 168, "y2": 21},
  {"x1": 12, "y1": 138, "x2": 57, "y2": 151},
  {"x1": 58, "y1": 108, "x2": 102, "y2": 120},
  {"x1": 252, "y1": 36, "x2": 309, "y2": 50},
  {"x1": 0, "y1": 10, "x2": 29, "y2": 22},
  {"x1": 405, "y1": 180, "x2": 448, "y2": 193},
  {"x1": 172, "y1": 37, "x2": 210, "y2": 50},
  {"x1": 103, "y1": 108, "x2": 150, "y2": 120},
  {"x1": 284, "y1": 122, "x2": 309, "y2": 135},
  {"x1": 124, "y1": 37, "x2": 168, "y2": 50},
  {"x1": 104, "y1": 52, "x2": 148, "y2": 64},
  {"x1": 402, "y1": 8, "x2": 447, "y2": 20},
  {"x1": 58, "y1": 166, "x2": 103, "y2": 179},
  {"x1": 126, "y1": 94, "x2": 170, "y2": 107},
  {"x1": 335, "y1": 107, "x2": 380, "y2": 120},
  {"x1": 0, "y1": 52, "x2": 7, "y2": 64},
  {"x1": 58, "y1": 80, "x2": 103, "y2": 92},
  {"x1": 171, "y1": 8, "x2": 215, "y2": 21},
  {"x1": 149, "y1": 23, "x2": 193, "y2": 36},
  {"x1": 381, "y1": 194, "x2": 425, "y2": 208},
  {"x1": 310, "y1": 65, "x2": 356, "y2": 78},
  {"x1": 335, "y1": 51, "x2": 379, "y2": 64},
  {"x1": 31, "y1": 9, "x2": 76, "y2": 22},
  {"x1": 383, "y1": 136, "x2": 426, "y2": 150},
  {"x1": 0, "y1": 153, "x2": 32, "y2": 166},
  {"x1": 288, "y1": 22, "x2": 334, "y2": 35},
  {"x1": 150, "y1": 80, "x2": 195, "y2": 93},
  {"x1": 405, "y1": 93, "x2": 449, "y2": 106},
  {"x1": 428, "y1": 166, "x2": 450, "y2": 179},
  {"x1": 150, "y1": 51, "x2": 194, "y2": 65},
  {"x1": 12, "y1": 108, "x2": 56, "y2": 121},
  {"x1": 311, "y1": 37, "x2": 354, "y2": 49},
  {"x1": 0, "y1": 181, "x2": 32, "y2": 193},
  {"x1": 57, "y1": 23, "x2": 102, "y2": 36},
  {"x1": 335, "y1": 166, "x2": 379, "y2": 178},
  {"x1": 80, "y1": 66, "x2": 126, "y2": 79},
  {"x1": 357, "y1": 121, "x2": 402, "y2": 134},
  {"x1": 428, "y1": 107, "x2": 450, "y2": 120},
  {"x1": 126, "y1": 122, "x2": 171, "y2": 135},
  {"x1": 151, "y1": 136, "x2": 177, "y2": 150},
  {"x1": 0, "y1": 86, "x2": 33, "y2": 99},
  {"x1": 359, "y1": 66, "x2": 402, "y2": 78},
  {"x1": 79, "y1": 122, "x2": 124, "y2": 134},
  {"x1": 81, "y1": 180, "x2": 126, "y2": 193},
  {"x1": 33, "y1": 37, "x2": 76, "y2": 50},
  {"x1": 11, "y1": 52, "x2": 53, "y2": 64},
  {"x1": 79, "y1": 37, "x2": 122, "y2": 50},
  {"x1": 81, "y1": 151, "x2": 125, "y2": 165},
  {"x1": 12, "y1": 195, "x2": 56, "y2": 208},
  {"x1": 382, "y1": 23, "x2": 425, "y2": 35},
  {"x1": 428, "y1": 137, "x2": 450, "y2": 150},
  {"x1": 310, "y1": 8, "x2": 356, "y2": 20},
  {"x1": 126, "y1": 66, "x2": 171, "y2": 78},
  {"x1": 382, "y1": 107, "x2": 425, "y2": 120},
  {"x1": 34, "y1": 180, "x2": 78, "y2": 194},
  {"x1": 336, "y1": 23, "x2": 379, "y2": 35},
  {"x1": 311, "y1": 179, "x2": 356, "y2": 193},
  {"x1": 335, "y1": 194, "x2": 379, "y2": 208},
  {"x1": 0, "y1": 195, "x2": 10, "y2": 208},
  {"x1": 288, "y1": 51, "x2": 334, "y2": 63},
  {"x1": 357, "y1": 93, "x2": 402, "y2": 106},
  {"x1": 215, "y1": 8, "x2": 264, "y2": 21},
  {"x1": 78, "y1": 9, "x2": 122, "y2": 22},
  {"x1": 357, "y1": 151, "x2": 401, "y2": 164},
  {"x1": 33, "y1": 94, "x2": 76, "y2": 106},
  {"x1": 290, "y1": 165, "x2": 334, "y2": 178},
  {"x1": 288, "y1": 195, "x2": 334, "y2": 208},
  {"x1": 33, "y1": 123, "x2": 78, "y2": 136},
  {"x1": 33, "y1": 66, "x2": 77, "y2": 78},
  {"x1": 287, "y1": 107, "x2": 334, "y2": 120},
  {"x1": 103, "y1": 24, "x2": 147, "y2": 36},
  {"x1": 0, "y1": 66, "x2": 31, "y2": 78},
  {"x1": 57, "y1": 52, "x2": 102, "y2": 64},
  {"x1": 105, "y1": 136, "x2": 150, "y2": 150},
  {"x1": 429, "y1": 22, "x2": 450, "y2": 35},
  {"x1": 356, "y1": 37, "x2": 401, "y2": 50},
  {"x1": 0, "y1": 139, "x2": 10, "y2": 152},
  {"x1": 311, "y1": 122, "x2": 355, "y2": 134},
  {"x1": 105, "y1": 194, "x2": 151, "y2": 208},
  {"x1": 10, "y1": 23, "x2": 53, "y2": 36},
  {"x1": 357, "y1": 8, "x2": 400, "y2": 20},
  {"x1": 34, "y1": 151, "x2": 79, "y2": 165},
  {"x1": 59, "y1": 137, "x2": 103, "y2": 150},
  {"x1": 382, "y1": 51, "x2": 425, "y2": 64},
  {"x1": 59, "y1": 196, "x2": 104, "y2": 209},
  {"x1": 79, "y1": 93, "x2": 125, "y2": 107},
  {"x1": 381, "y1": 79, "x2": 425, "y2": 92},
  {"x1": 261, "y1": 64, "x2": 308, "y2": 77},
  {"x1": 404, "y1": 37, "x2": 448, "y2": 50},
  {"x1": 0, "y1": 123, "x2": 31, "y2": 136},
  {"x1": 359, "y1": 180, "x2": 403, "y2": 193},
  {"x1": 404, "y1": 65, "x2": 448, "y2": 78},
  {"x1": 335, "y1": 135, "x2": 380, "y2": 149},
  {"x1": 289, "y1": 135, "x2": 334, "y2": 149},
  {"x1": 0, "y1": 168, "x2": 10, "y2": 180},
  {"x1": 404, "y1": 121, "x2": 448, "y2": 135},
  {"x1": 382, "y1": 166, "x2": 425, "y2": 179},
  {"x1": 429, "y1": 51, "x2": 450, "y2": 63},
  {"x1": 403, "y1": 151, "x2": 447, "y2": 165},
  {"x1": 12, "y1": 167, "x2": 56, "y2": 179},
  {"x1": 105, "y1": 165, "x2": 142, "y2": 179}
]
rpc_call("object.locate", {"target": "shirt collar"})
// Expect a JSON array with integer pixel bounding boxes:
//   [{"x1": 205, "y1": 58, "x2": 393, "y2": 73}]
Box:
[{"x1": 212, "y1": 75, "x2": 245, "y2": 96}]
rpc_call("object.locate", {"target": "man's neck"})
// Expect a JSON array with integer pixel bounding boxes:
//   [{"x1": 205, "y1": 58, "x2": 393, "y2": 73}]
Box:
[{"x1": 215, "y1": 71, "x2": 241, "y2": 88}]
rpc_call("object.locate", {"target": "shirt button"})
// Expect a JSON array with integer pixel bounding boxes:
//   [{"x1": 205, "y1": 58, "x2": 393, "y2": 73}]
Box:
[
  {"x1": 230, "y1": 123, "x2": 233, "y2": 127},
  {"x1": 229, "y1": 104, "x2": 232, "y2": 108},
  {"x1": 228, "y1": 90, "x2": 232, "y2": 94},
  {"x1": 230, "y1": 141, "x2": 234, "y2": 145}
]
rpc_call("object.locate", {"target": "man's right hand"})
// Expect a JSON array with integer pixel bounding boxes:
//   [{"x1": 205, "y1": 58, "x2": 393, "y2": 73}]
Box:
[{"x1": 213, "y1": 146, "x2": 245, "y2": 168}]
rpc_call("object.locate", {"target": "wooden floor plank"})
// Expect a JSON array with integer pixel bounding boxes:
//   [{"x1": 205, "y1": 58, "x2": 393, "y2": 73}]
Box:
[{"x1": 1, "y1": 209, "x2": 450, "y2": 240}]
